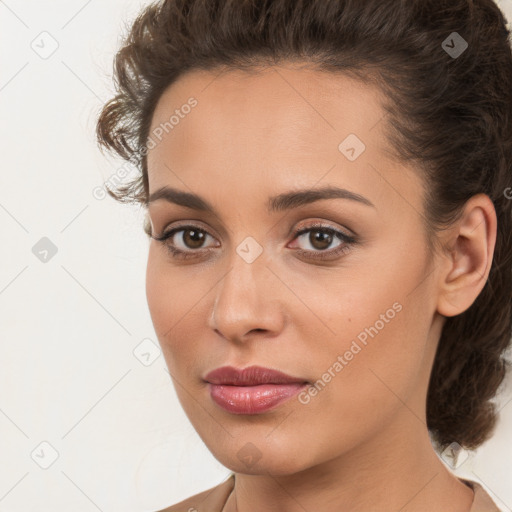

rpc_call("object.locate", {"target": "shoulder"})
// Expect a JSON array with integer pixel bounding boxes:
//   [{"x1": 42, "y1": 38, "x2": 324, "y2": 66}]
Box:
[
  {"x1": 154, "y1": 473, "x2": 235, "y2": 512},
  {"x1": 459, "y1": 478, "x2": 503, "y2": 512}
]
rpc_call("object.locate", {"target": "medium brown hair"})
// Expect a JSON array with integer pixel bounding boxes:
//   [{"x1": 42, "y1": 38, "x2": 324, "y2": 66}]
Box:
[{"x1": 96, "y1": 0, "x2": 512, "y2": 450}]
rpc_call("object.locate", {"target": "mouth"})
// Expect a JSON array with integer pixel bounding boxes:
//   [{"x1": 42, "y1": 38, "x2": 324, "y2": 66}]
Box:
[{"x1": 204, "y1": 365, "x2": 309, "y2": 414}]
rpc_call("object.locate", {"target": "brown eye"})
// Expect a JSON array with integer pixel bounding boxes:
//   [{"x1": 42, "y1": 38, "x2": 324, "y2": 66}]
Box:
[
  {"x1": 152, "y1": 225, "x2": 218, "y2": 259},
  {"x1": 181, "y1": 228, "x2": 207, "y2": 249},
  {"x1": 307, "y1": 230, "x2": 333, "y2": 251},
  {"x1": 295, "y1": 228, "x2": 341, "y2": 252},
  {"x1": 289, "y1": 222, "x2": 357, "y2": 261}
]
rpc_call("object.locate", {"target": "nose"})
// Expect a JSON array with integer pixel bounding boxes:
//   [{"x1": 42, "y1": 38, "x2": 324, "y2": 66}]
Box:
[{"x1": 208, "y1": 248, "x2": 286, "y2": 343}]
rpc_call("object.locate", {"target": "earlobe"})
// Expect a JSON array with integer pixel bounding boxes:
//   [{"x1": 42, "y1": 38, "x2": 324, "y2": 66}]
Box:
[{"x1": 436, "y1": 194, "x2": 497, "y2": 318}]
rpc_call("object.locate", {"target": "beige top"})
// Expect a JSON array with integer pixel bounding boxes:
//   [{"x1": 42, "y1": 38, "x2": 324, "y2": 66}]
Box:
[{"x1": 157, "y1": 473, "x2": 502, "y2": 512}]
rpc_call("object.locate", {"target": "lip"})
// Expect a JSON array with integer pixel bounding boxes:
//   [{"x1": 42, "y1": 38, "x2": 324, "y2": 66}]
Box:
[
  {"x1": 204, "y1": 365, "x2": 309, "y2": 415},
  {"x1": 204, "y1": 365, "x2": 307, "y2": 386}
]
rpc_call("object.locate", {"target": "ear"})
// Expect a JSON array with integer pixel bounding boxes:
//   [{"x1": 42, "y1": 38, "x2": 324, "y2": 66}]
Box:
[{"x1": 436, "y1": 193, "x2": 497, "y2": 317}]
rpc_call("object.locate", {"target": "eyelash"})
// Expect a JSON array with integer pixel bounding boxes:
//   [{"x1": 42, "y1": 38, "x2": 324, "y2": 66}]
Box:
[{"x1": 151, "y1": 221, "x2": 357, "y2": 262}]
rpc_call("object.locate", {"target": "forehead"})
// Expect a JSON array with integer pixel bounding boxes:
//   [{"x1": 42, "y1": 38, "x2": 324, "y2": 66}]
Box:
[
  {"x1": 148, "y1": 64, "x2": 387, "y2": 158},
  {"x1": 146, "y1": 64, "x2": 416, "y2": 210}
]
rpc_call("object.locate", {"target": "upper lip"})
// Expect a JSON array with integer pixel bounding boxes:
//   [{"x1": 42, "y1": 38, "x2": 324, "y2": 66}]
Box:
[{"x1": 204, "y1": 365, "x2": 308, "y2": 386}]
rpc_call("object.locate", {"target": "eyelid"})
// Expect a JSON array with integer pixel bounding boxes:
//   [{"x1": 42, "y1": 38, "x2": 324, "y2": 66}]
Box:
[
  {"x1": 157, "y1": 215, "x2": 355, "y2": 237},
  {"x1": 291, "y1": 219, "x2": 357, "y2": 239},
  {"x1": 155, "y1": 220, "x2": 219, "y2": 241},
  {"x1": 153, "y1": 224, "x2": 220, "y2": 250},
  {"x1": 154, "y1": 219, "x2": 353, "y2": 244}
]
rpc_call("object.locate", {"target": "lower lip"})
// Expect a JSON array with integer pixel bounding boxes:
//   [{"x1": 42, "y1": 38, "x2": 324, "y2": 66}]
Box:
[{"x1": 208, "y1": 383, "x2": 308, "y2": 414}]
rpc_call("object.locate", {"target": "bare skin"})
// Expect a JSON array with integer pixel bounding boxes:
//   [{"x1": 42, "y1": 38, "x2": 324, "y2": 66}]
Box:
[{"x1": 145, "y1": 63, "x2": 497, "y2": 512}]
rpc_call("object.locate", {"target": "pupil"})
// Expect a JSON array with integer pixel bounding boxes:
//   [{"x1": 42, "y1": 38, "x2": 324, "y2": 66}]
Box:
[
  {"x1": 311, "y1": 230, "x2": 332, "y2": 250},
  {"x1": 185, "y1": 229, "x2": 205, "y2": 248}
]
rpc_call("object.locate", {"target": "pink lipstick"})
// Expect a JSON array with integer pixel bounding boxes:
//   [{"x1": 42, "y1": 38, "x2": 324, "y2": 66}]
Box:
[{"x1": 204, "y1": 365, "x2": 308, "y2": 414}]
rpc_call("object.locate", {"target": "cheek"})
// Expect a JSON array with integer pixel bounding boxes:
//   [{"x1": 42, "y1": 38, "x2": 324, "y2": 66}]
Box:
[
  {"x1": 145, "y1": 247, "x2": 171, "y2": 337},
  {"x1": 322, "y1": 302, "x2": 423, "y2": 400},
  {"x1": 295, "y1": 290, "x2": 419, "y2": 404},
  {"x1": 145, "y1": 246, "x2": 211, "y2": 370},
  {"x1": 283, "y1": 296, "x2": 429, "y2": 468},
  {"x1": 290, "y1": 265, "x2": 433, "y2": 442},
  {"x1": 145, "y1": 248, "x2": 187, "y2": 351},
  {"x1": 285, "y1": 241, "x2": 432, "y2": 395}
]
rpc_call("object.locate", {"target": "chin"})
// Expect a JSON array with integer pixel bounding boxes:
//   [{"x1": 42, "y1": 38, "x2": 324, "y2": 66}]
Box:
[
  {"x1": 206, "y1": 437, "x2": 315, "y2": 476},
  {"x1": 224, "y1": 458, "x2": 310, "y2": 477}
]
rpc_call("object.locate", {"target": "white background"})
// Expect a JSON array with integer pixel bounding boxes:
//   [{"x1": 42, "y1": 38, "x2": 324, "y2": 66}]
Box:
[{"x1": 1, "y1": 1, "x2": 511, "y2": 510}]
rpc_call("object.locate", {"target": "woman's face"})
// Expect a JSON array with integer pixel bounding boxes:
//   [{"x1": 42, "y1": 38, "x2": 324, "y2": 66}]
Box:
[{"x1": 145, "y1": 64, "x2": 445, "y2": 475}]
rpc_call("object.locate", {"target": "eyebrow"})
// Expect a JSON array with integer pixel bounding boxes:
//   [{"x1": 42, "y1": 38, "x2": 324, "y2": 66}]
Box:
[{"x1": 147, "y1": 185, "x2": 375, "y2": 213}]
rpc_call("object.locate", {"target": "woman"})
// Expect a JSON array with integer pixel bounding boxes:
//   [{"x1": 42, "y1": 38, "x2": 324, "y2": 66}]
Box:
[{"x1": 96, "y1": 0, "x2": 512, "y2": 510}]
